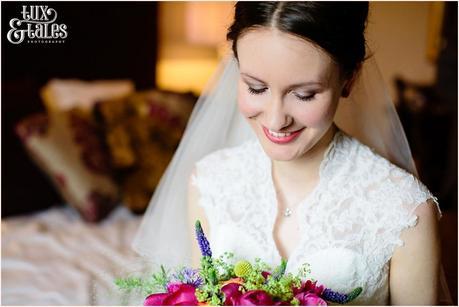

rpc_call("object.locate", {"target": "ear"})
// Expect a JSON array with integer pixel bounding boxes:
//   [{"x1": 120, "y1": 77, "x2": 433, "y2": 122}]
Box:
[{"x1": 341, "y1": 64, "x2": 361, "y2": 98}]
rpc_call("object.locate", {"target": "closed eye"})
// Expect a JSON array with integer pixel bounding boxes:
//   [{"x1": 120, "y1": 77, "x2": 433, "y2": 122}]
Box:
[
  {"x1": 294, "y1": 93, "x2": 316, "y2": 102},
  {"x1": 248, "y1": 85, "x2": 316, "y2": 102},
  {"x1": 248, "y1": 86, "x2": 267, "y2": 95}
]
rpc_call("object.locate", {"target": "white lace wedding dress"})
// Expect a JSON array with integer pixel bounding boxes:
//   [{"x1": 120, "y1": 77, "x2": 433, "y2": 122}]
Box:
[{"x1": 191, "y1": 129, "x2": 442, "y2": 305}]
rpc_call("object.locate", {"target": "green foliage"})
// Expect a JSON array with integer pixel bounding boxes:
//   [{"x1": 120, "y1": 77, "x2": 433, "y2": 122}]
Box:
[
  {"x1": 114, "y1": 265, "x2": 171, "y2": 297},
  {"x1": 212, "y1": 252, "x2": 236, "y2": 281},
  {"x1": 196, "y1": 256, "x2": 224, "y2": 304},
  {"x1": 114, "y1": 277, "x2": 142, "y2": 291},
  {"x1": 262, "y1": 272, "x2": 302, "y2": 302},
  {"x1": 240, "y1": 258, "x2": 271, "y2": 290},
  {"x1": 297, "y1": 262, "x2": 312, "y2": 280},
  {"x1": 235, "y1": 258, "x2": 302, "y2": 302},
  {"x1": 272, "y1": 259, "x2": 287, "y2": 280},
  {"x1": 290, "y1": 297, "x2": 301, "y2": 305},
  {"x1": 200, "y1": 256, "x2": 218, "y2": 285},
  {"x1": 195, "y1": 283, "x2": 224, "y2": 305},
  {"x1": 345, "y1": 287, "x2": 363, "y2": 303}
]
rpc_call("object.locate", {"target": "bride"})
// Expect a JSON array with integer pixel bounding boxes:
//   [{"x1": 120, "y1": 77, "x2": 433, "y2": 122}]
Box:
[{"x1": 133, "y1": 2, "x2": 452, "y2": 305}]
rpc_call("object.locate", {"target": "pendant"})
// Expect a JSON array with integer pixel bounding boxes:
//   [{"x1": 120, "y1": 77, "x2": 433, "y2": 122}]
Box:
[{"x1": 283, "y1": 207, "x2": 292, "y2": 217}]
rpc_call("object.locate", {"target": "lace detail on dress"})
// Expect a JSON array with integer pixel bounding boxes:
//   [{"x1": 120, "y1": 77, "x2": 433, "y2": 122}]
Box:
[{"x1": 191, "y1": 130, "x2": 441, "y2": 305}]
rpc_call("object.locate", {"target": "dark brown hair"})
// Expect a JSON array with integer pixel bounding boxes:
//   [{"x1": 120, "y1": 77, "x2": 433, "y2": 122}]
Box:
[{"x1": 227, "y1": 2, "x2": 370, "y2": 79}]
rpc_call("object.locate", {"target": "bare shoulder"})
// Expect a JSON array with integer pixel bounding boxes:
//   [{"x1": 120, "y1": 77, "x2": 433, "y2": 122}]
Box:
[{"x1": 389, "y1": 198, "x2": 441, "y2": 305}]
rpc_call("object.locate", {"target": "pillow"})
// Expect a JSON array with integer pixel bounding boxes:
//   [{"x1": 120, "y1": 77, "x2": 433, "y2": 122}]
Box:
[
  {"x1": 40, "y1": 78, "x2": 135, "y2": 113},
  {"x1": 16, "y1": 110, "x2": 119, "y2": 222},
  {"x1": 94, "y1": 89, "x2": 196, "y2": 213}
]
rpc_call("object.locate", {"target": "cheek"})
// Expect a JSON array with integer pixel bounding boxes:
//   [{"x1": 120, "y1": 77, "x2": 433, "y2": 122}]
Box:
[
  {"x1": 295, "y1": 102, "x2": 337, "y2": 127},
  {"x1": 237, "y1": 92, "x2": 260, "y2": 119}
]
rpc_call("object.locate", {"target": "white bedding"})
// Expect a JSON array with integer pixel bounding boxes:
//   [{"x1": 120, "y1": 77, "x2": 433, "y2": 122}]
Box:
[{"x1": 2, "y1": 205, "x2": 148, "y2": 305}]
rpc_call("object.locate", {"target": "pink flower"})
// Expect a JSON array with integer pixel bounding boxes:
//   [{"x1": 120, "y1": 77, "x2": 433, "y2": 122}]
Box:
[
  {"x1": 273, "y1": 299, "x2": 291, "y2": 305},
  {"x1": 220, "y1": 285, "x2": 274, "y2": 306},
  {"x1": 221, "y1": 282, "x2": 243, "y2": 306},
  {"x1": 292, "y1": 280, "x2": 327, "y2": 306},
  {"x1": 293, "y1": 280, "x2": 325, "y2": 296},
  {"x1": 239, "y1": 290, "x2": 273, "y2": 306},
  {"x1": 167, "y1": 282, "x2": 184, "y2": 293},
  {"x1": 144, "y1": 284, "x2": 198, "y2": 306},
  {"x1": 261, "y1": 271, "x2": 271, "y2": 279},
  {"x1": 144, "y1": 293, "x2": 170, "y2": 306},
  {"x1": 294, "y1": 293, "x2": 327, "y2": 306}
]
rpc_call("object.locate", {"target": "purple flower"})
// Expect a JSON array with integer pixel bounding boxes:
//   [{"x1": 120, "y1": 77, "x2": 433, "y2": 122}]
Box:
[
  {"x1": 321, "y1": 288, "x2": 347, "y2": 304},
  {"x1": 195, "y1": 220, "x2": 212, "y2": 257},
  {"x1": 172, "y1": 267, "x2": 203, "y2": 288},
  {"x1": 321, "y1": 287, "x2": 363, "y2": 304}
]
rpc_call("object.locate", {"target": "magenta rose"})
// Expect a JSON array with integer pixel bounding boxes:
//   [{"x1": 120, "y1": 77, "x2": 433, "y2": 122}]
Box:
[
  {"x1": 221, "y1": 282, "x2": 243, "y2": 305},
  {"x1": 294, "y1": 293, "x2": 327, "y2": 306},
  {"x1": 273, "y1": 299, "x2": 292, "y2": 305},
  {"x1": 293, "y1": 280, "x2": 325, "y2": 296},
  {"x1": 239, "y1": 290, "x2": 274, "y2": 306},
  {"x1": 143, "y1": 293, "x2": 170, "y2": 306},
  {"x1": 144, "y1": 284, "x2": 198, "y2": 306}
]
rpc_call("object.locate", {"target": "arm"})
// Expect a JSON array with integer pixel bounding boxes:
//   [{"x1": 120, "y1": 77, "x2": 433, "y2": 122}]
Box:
[
  {"x1": 389, "y1": 198, "x2": 441, "y2": 305},
  {"x1": 187, "y1": 166, "x2": 211, "y2": 268}
]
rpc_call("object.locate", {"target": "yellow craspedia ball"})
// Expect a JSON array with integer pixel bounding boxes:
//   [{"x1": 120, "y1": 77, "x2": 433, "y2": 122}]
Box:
[{"x1": 234, "y1": 260, "x2": 252, "y2": 277}]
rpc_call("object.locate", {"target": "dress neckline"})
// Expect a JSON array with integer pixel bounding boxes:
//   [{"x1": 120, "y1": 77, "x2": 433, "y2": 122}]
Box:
[{"x1": 257, "y1": 128, "x2": 342, "y2": 265}]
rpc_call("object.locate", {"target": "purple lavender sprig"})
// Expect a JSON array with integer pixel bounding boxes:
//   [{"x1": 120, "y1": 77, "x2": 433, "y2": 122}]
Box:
[
  {"x1": 195, "y1": 220, "x2": 212, "y2": 257},
  {"x1": 322, "y1": 287, "x2": 363, "y2": 304}
]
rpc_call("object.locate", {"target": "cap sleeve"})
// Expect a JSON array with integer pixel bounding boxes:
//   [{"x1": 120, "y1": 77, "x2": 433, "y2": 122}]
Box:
[{"x1": 375, "y1": 164, "x2": 442, "y2": 266}]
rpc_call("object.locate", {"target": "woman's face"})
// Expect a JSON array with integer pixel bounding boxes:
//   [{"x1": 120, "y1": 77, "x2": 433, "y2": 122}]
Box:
[{"x1": 236, "y1": 28, "x2": 346, "y2": 161}]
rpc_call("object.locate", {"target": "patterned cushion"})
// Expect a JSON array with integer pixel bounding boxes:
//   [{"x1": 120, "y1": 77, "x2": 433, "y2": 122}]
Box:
[
  {"x1": 40, "y1": 79, "x2": 134, "y2": 112},
  {"x1": 94, "y1": 89, "x2": 196, "y2": 213},
  {"x1": 16, "y1": 79, "x2": 197, "y2": 218},
  {"x1": 16, "y1": 110, "x2": 119, "y2": 222}
]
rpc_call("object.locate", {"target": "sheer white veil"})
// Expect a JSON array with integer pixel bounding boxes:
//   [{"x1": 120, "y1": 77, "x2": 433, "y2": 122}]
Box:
[{"x1": 131, "y1": 50, "x2": 453, "y2": 305}]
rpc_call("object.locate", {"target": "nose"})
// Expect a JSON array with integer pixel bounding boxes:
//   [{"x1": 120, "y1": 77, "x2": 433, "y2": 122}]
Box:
[{"x1": 265, "y1": 97, "x2": 292, "y2": 131}]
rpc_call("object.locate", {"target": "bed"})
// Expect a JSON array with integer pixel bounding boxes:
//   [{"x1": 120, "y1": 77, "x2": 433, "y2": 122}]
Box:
[{"x1": 2, "y1": 205, "x2": 147, "y2": 305}]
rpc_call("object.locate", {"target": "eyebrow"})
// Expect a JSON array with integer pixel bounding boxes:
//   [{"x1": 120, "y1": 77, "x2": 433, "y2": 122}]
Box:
[{"x1": 241, "y1": 72, "x2": 323, "y2": 88}]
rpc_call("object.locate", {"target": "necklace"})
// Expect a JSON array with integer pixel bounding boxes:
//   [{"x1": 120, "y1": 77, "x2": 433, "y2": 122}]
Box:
[{"x1": 283, "y1": 207, "x2": 293, "y2": 217}]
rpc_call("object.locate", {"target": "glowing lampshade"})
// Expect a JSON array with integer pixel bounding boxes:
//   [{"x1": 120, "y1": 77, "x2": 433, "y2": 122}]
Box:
[{"x1": 156, "y1": 58, "x2": 221, "y2": 95}]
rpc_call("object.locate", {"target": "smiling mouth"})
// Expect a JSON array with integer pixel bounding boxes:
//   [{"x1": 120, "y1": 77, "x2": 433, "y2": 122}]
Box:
[{"x1": 262, "y1": 126, "x2": 305, "y2": 144}]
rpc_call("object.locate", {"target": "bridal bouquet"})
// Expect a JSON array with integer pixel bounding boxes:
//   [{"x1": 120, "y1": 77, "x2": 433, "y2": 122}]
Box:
[{"x1": 115, "y1": 221, "x2": 362, "y2": 306}]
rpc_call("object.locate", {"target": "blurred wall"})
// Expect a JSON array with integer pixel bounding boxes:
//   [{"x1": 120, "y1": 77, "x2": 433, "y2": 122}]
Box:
[
  {"x1": 157, "y1": 2, "x2": 441, "y2": 100},
  {"x1": 366, "y1": 2, "x2": 439, "y2": 100},
  {"x1": 2, "y1": 2, "x2": 158, "y2": 217}
]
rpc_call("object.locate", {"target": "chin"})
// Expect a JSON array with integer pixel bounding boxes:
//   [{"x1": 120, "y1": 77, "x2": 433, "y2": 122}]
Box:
[
  {"x1": 257, "y1": 136, "x2": 303, "y2": 161},
  {"x1": 266, "y1": 150, "x2": 298, "y2": 162}
]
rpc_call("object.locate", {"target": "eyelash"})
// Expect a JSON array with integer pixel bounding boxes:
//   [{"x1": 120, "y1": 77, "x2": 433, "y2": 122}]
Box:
[{"x1": 247, "y1": 87, "x2": 316, "y2": 102}]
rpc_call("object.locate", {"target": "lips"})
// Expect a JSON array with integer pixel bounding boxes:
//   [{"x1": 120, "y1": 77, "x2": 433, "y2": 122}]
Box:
[{"x1": 262, "y1": 126, "x2": 305, "y2": 144}]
